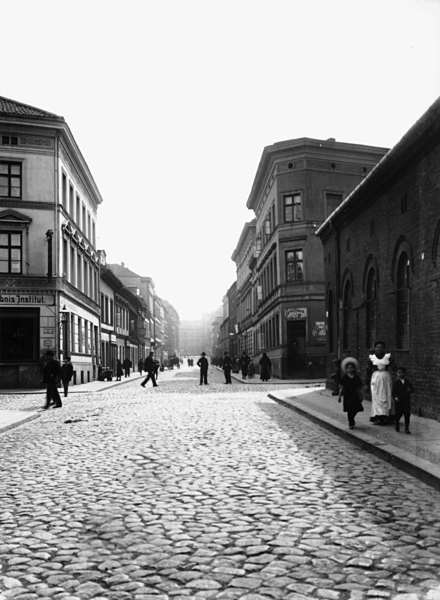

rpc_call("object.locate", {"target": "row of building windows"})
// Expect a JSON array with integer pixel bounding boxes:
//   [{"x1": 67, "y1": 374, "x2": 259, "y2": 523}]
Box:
[
  {"x1": 253, "y1": 314, "x2": 280, "y2": 352},
  {"x1": 327, "y1": 251, "x2": 410, "y2": 353},
  {"x1": 61, "y1": 171, "x2": 96, "y2": 246},
  {"x1": 62, "y1": 238, "x2": 98, "y2": 302}
]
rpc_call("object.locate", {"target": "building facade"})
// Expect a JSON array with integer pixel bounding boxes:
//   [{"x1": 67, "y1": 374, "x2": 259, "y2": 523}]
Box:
[
  {"x1": 235, "y1": 137, "x2": 388, "y2": 379},
  {"x1": 0, "y1": 96, "x2": 102, "y2": 388},
  {"x1": 316, "y1": 96, "x2": 440, "y2": 419}
]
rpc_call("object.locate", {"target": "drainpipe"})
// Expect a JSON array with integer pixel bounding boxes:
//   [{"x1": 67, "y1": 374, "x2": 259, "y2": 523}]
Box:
[{"x1": 329, "y1": 219, "x2": 341, "y2": 360}]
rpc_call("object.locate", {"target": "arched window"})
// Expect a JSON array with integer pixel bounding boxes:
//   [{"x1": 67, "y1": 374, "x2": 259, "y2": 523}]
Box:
[
  {"x1": 396, "y1": 252, "x2": 409, "y2": 349},
  {"x1": 366, "y1": 268, "x2": 377, "y2": 349},
  {"x1": 327, "y1": 289, "x2": 334, "y2": 353},
  {"x1": 343, "y1": 280, "x2": 351, "y2": 351}
]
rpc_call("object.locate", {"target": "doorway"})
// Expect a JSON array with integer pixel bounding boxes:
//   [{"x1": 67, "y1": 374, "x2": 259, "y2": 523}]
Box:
[{"x1": 286, "y1": 320, "x2": 306, "y2": 377}]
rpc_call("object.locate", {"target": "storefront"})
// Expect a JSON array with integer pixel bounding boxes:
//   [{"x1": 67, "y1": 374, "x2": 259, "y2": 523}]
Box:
[{"x1": 0, "y1": 290, "x2": 56, "y2": 389}]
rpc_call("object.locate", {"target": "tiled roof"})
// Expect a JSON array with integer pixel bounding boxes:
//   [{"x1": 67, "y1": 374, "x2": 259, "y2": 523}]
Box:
[{"x1": 0, "y1": 95, "x2": 62, "y2": 119}]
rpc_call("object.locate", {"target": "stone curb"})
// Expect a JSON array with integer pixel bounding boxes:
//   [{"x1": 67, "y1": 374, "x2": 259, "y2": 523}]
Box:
[
  {"x1": 269, "y1": 392, "x2": 440, "y2": 493},
  {"x1": 0, "y1": 411, "x2": 40, "y2": 435}
]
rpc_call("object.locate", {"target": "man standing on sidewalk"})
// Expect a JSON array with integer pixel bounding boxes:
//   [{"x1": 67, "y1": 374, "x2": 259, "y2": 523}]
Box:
[
  {"x1": 43, "y1": 351, "x2": 62, "y2": 409},
  {"x1": 223, "y1": 351, "x2": 232, "y2": 384},
  {"x1": 197, "y1": 352, "x2": 209, "y2": 385},
  {"x1": 141, "y1": 352, "x2": 158, "y2": 388}
]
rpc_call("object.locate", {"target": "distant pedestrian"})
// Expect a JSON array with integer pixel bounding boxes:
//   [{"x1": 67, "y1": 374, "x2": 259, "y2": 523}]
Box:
[
  {"x1": 248, "y1": 362, "x2": 255, "y2": 379},
  {"x1": 240, "y1": 351, "x2": 251, "y2": 380},
  {"x1": 154, "y1": 359, "x2": 160, "y2": 379},
  {"x1": 259, "y1": 353, "x2": 272, "y2": 381},
  {"x1": 197, "y1": 352, "x2": 209, "y2": 385},
  {"x1": 116, "y1": 359, "x2": 123, "y2": 381},
  {"x1": 338, "y1": 357, "x2": 364, "y2": 429},
  {"x1": 223, "y1": 351, "x2": 232, "y2": 384},
  {"x1": 61, "y1": 356, "x2": 74, "y2": 398},
  {"x1": 141, "y1": 352, "x2": 158, "y2": 387},
  {"x1": 392, "y1": 366, "x2": 415, "y2": 434},
  {"x1": 123, "y1": 357, "x2": 132, "y2": 378},
  {"x1": 43, "y1": 351, "x2": 62, "y2": 409},
  {"x1": 138, "y1": 358, "x2": 144, "y2": 376}
]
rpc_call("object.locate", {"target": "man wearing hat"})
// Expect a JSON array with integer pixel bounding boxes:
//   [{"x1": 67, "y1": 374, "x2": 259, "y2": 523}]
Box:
[
  {"x1": 223, "y1": 350, "x2": 232, "y2": 384},
  {"x1": 42, "y1": 351, "x2": 63, "y2": 409},
  {"x1": 197, "y1": 352, "x2": 209, "y2": 385},
  {"x1": 140, "y1": 351, "x2": 159, "y2": 388}
]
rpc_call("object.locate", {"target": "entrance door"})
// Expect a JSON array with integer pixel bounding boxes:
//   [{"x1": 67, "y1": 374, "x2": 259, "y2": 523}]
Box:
[{"x1": 286, "y1": 321, "x2": 306, "y2": 378}]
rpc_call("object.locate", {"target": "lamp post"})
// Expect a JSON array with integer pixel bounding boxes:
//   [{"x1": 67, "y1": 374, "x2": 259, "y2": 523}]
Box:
[{"x1": 59, "y1": 304, "x2": 69, "y2": 359}]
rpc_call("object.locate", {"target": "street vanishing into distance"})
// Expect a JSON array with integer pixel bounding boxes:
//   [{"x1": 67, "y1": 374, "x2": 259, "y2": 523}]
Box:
[{"x1": 1, "y1": 365, "x2": 440, "y2": 600}]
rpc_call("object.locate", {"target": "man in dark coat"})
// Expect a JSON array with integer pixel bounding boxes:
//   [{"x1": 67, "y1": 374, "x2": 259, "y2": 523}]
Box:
[
  {"x1": 43, "y1": 351, "x2": 63, "y2": 409},
  {"x1": 197, "y1": 352, "x2": 209, "y2": 385},
  {"x1": 61, "y1": 356, "x2": 74, "y2": 397},
  {"x1": 141, "y1": 352, "x2": 158, "y2": 387},
  {"x1": 223, "y1": 351, "x2": 232, "y2": 384},
  {"x1": 123, "y1": 357, "x2": 132, "y2": 378}
]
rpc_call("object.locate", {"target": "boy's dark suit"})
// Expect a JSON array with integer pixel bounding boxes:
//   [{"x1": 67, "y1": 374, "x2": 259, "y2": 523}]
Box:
[{"x1": 392, "y1": 377, "x2": 414, "y2": 431}]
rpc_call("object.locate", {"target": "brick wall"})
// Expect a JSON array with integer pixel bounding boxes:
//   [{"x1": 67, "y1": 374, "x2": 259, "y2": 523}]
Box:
[{"x1": 322, "y1": 139, "x2": 440, "y2": 419}]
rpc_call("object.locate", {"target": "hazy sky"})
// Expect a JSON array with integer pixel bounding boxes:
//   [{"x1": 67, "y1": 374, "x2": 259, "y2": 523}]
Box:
[{"x1": 2, "y1": 0, "x2": 440, "y2": 319}]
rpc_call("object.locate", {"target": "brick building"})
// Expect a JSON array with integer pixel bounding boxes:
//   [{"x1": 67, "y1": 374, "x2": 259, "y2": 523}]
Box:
[{"x1": 316, "y1": 96, "x2": 440, "y2": 419}]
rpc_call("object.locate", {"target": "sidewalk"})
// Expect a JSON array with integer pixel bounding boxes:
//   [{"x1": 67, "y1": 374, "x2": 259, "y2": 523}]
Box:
[
  {"x1": 220, "y1": 367, "x2": 325, "y2": 386},
  {"x1": 269, "y1": 386, "x2": 440, "y2": 492},
  {"x1": 0, "y1": 371, "x2": 147, "y2": 434}
]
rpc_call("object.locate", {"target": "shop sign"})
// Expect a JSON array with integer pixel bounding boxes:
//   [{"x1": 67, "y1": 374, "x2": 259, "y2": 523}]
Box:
[
  {"x1": 285, "y1": 308, "x2": 307, "y2": 321},
  {"x1": 312, "y1": 321, "x2": 326, "y2": 340},
  {"x1": 0, "y1": 293, "x2": 55, "y2": 305}
]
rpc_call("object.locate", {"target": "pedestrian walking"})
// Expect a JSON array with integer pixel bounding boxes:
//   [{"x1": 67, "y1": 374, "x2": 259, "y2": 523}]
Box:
[
  {"x1": 240, "y1": 351, "x2": 251, "y2": 380},
  {"x1": 138, "y1": 358, "x2": 144, "y2": 376},
  {"x1": 392, "y1": 366, "x2": 415, "y2": 434},
  {"x1": 259, "y1": 352, "x2": 272, "y2": 381},
  {"x1": 223, "y1": 350, "x2": 232, "y2": 384},
  {"x1": 42, "y1": 351, "x2": 62, "y2": 409},
  {"x1": 154, "y1": 359, "x2": 160, "y2": 379},
  {"x1": 61, "y1": 356, "x2": 74, "y2": 398},
  {"x1": 116, "y1": 359, "x2": 123, "y2": 381},
  {"x1": 338, "y1": 357, "x2": 364, "y2": 429},
  {"x1": 123, "y1": 356, "x2": 132, "y2": 378},
  {"x1": 141, "y1": 352, "x2": 158, "y2": 387},
  {"x1": 197, "y1": 352, "x2": 209, "y2": 385},
  {"x1": 366, "y1": 340, "x2": 395, "y2": 425}
]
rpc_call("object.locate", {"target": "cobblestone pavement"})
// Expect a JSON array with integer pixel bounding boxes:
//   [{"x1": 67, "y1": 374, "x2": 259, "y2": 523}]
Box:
[{"x1": 1, "y1": 367, "x2": 440, "y2": 600}]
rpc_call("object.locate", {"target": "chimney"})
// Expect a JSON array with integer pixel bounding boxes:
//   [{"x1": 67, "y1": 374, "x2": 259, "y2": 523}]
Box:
[{"x1": 121, "y1": 262, "x2": 125, "y2": 268}]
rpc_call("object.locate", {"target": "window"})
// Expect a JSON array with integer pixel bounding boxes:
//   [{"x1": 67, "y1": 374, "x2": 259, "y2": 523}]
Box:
[
  {"x1": 87, "y1": 213, "x2": 91, "y2": 240},
  {"x1": 284, "y1": 193, "x2": 302, "y2": 222},
  {"x1": 396, "y1": 252, "x2": 409, "y2": 349},
  {"x1": 325, "y1": 192, "x2": 343, "y2": 218},
  {"x1": 69, "y1": 184, "x2": 74, "y2": 217},
  {"x1": 1, "y1": 136, "x2": 18, "y2": 145},
  {"x1": 401, "y1": 193, "x2": 408, "y2": 214},
  {"x1": 62, "y1": 173, "x2": 67, "y2": 208},
  {"x1": 366, "y1": 268, "x2": 377, "y2": 349},
  {"x1": 0, "y1": 232, "x2": 22, "y2": 273},
  {"x1": 343, "y1": 280, "x2": 351, "y2": 350},
  {"x1": 286, "y1": 250, "x2": 304, "y2": 282},
  {"x1": 92, "y1": 221, "x2": 96, "y2": 247},
  {"x1": 0, "y1": 162, "x2": 21, "y2": 198},
  {"x1": 76, "y1": 195, "x2": 81, "y2": 227},
  {"x1": 82, "y1": 205, "x2": 86, "y2": 233}
]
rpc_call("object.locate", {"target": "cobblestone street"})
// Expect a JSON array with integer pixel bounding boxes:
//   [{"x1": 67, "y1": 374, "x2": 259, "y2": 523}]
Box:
[{"x1": 1, "y1": 367, "x2": 440, "y2": 600}]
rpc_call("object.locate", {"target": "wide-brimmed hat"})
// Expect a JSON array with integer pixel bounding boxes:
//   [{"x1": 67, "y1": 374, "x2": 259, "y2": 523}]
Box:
[{"x1": 341, "y1": 356, "x2": 360, "y2": 374}]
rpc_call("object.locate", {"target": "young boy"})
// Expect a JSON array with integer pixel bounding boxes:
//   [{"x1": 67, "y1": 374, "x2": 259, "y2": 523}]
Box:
[{"x1": 392, "y1": 366, "x2": 415, "y2": 434}]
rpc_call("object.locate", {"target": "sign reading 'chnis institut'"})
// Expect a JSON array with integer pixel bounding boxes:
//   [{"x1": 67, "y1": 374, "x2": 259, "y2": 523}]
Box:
[{"x1": 0, "y1": 293, "x2": 55, "y2": 305}]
